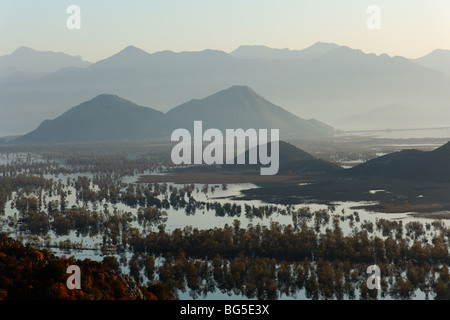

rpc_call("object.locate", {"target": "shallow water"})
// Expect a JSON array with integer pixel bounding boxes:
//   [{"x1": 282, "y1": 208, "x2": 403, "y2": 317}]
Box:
[{"x1": 338, "y1": 127, "x2": 450, "y2": 140}]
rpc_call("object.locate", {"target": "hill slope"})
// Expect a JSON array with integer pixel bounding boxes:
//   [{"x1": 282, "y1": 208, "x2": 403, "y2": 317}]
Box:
[
  {"x1": 228, "y1": 140, "x2": 342, "y2": 175},
  {"x1": 413, "y1": 49, "x2": 450, "y2": 76},
  {"x1": 11, "y1": 94, "x2": 166, "y2": 144},
  {"x1": 166, "y1": 85, "x2": 334, "y2": 138},
  {"x1": 349, "y1": 141, "x2": 450, "y2": 182},
  {"x1": 11, "y1": 86, "x2": 333, "y2": 144}
]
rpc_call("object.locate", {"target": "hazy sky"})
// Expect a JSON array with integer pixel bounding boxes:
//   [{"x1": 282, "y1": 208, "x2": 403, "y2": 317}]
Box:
[{"x1": 1, "y1": 0, "x2": 450, "y2": 62}]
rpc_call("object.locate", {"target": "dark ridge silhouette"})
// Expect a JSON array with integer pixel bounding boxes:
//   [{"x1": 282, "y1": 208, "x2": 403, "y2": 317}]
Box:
[
  {"x1": 349, "y1": 141, "x2": 450, "y2": 182},
  {"x1": 11, "y1": 94, "x2": 166, "y2": 144},
  {"x1": 228, "y1": 140, "x2": 342, "y2": 174}
]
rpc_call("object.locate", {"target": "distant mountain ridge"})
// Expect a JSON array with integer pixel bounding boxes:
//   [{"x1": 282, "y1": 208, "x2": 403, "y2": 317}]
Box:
[
  {"x1": 413, "y1": 49, "x2": 450, "y2": 76},
  {"x1": 0, "y1": 46, "x2": 91, "y2": 80},
  {"x1": 3, "y1": 42, "x2": 450, "y2": 136},
  {"x1": 336, "y1": 104, "x2": 448, "y2": 130},
  {"x1": 230, "y1": 42, "x2": 339, "y2": 60},
  {"x1": 10, "y1": 86, "x2": 333, "y2": 145}
]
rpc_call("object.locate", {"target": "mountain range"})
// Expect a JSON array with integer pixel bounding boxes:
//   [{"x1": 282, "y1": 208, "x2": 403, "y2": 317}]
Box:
[
  {"x1": 230, "y1": 42, "x2": 339, "y2": 60},
  {"x1": 11, "y1": 86, "x2": 332, "y2": 145},
  {"x1": 0, "y1": 46, "x2": 91, "y2": 81},
  {"x1": 336, "y1": 104, "x2": 448, "y2": 130},
  {"x1": 2, "y1": 42, "x2": 450, "y2": 136}
]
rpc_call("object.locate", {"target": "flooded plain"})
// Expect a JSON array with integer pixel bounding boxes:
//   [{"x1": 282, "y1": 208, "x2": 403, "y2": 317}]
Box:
[{"x1": 2, "y1": 137, "x2": 450, "y2": 300}]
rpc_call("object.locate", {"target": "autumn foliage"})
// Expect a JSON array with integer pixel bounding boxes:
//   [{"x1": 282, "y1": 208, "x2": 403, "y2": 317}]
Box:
[{"x1": 0, "y1": 233, "x2": 171, "y2": 300}]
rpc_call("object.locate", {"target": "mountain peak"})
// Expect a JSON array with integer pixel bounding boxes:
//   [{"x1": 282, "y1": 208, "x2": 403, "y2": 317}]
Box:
[
  {"x1": 11, "y1": 46, "x2": 36, "y2": 55},
  {"x1": 78, "y1": 94, "x2": 153, "y2": 112},
  {"x1": 224, "y1": 85, "x2": 255, "y2": 94},
  {"x1": 117, "y1": 45, "x2": 150, "y2": 56},
  {"x1": 210, "y1": 85, "x2": 262, "y2": 105},
  {"x1": 232, "y1": 44, "x2": 290, "y2": 53},
  {"x1": 90, "y1": 93, "x2": 122, "y2": 101},
  {"x1": 418, "y1": 48, "x2": 450, "y2": 59},
  {"x1": 85, "y1": 93, "x2": 128, "y2": 106},
  {"x1": 100, "y1": 46, "x2": 150, "y2": 62},
  {"x1": 230, "y1": 45, "x2": 296, "y2": 60},
  {"x1": 92, "y1": 46, "x2": 150, "y2": 68},
  {"x1": 165, "y1": 85, "x2": 333, "y2": 137},
  {"x1": 308, "y1": 42, "x2": 339, "y2": 51},
  {"x1": 323, "y1": 45, "x2": 363, "y2": 56},
  {"x1": 412, "y1": 48, "x2": 450, "y2": 75}
]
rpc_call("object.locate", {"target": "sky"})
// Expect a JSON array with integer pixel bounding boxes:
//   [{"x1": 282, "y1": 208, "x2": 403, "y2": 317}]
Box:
[{"x1": 1, "y1": 0, "x2": 450, "y2": 62}]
